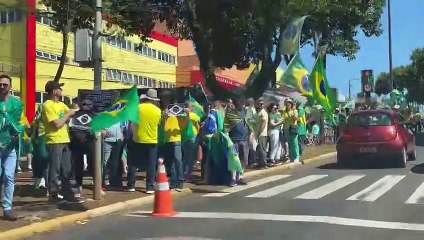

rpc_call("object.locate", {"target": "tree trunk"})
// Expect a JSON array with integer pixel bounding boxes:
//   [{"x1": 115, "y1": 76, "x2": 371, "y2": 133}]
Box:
[{"x1": 54, "y1": 17, "x2": 73, "y2": 82}]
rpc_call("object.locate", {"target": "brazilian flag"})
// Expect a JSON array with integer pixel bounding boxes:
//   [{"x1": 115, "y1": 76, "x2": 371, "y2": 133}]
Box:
[
  {"x1": 310, "y1": 55, "x2": 337, "y2": 113},
  {"x1": 189, "y1": 96, "x2": 205, "y2": 120},
  {"x1": 280, "y1": 52, "x2": 313, "y2": 97},
  {"x1": 91, "y1": 86, "x2": 140, "y2": 132}
]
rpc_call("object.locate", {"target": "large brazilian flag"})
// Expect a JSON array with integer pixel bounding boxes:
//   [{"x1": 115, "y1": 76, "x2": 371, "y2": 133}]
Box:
[
  {"x1": 280, "y1": 52, "x2": 313, "y2": 97},
  {"x1": 310, "y1": 55, "x2": 337, "y2": 113},
  {"x1": 91, "y1": 86, "x2": 140, "y2": 132}
]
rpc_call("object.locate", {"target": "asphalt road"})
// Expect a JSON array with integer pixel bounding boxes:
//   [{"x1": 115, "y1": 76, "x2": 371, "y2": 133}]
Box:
[{"x1": 33, "y1": 147, "x2": 424, "y2": 240}]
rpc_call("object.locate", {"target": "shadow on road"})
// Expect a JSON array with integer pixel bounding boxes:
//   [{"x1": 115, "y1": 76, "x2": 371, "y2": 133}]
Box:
[
  {"x1": 411, "y1": 163, "x2": 424, "y2": 174},
  {"x1": 318, "y1": 162, "x2": 397, "y2": 170}
]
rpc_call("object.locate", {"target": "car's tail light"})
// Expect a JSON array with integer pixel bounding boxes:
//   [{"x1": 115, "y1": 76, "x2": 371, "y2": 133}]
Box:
[
  {"x1": 386, "y1": 127, "x2": 397, "y2": 140},
  {"x1": 338, "y1": 131, "x2": 353, "y2": 143}
]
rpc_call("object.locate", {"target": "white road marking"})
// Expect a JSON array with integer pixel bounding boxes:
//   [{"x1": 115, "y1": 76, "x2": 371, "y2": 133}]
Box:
[
  {"x1": 203, "y1": 175, "x2": 290, "y2": 197},
  {"x1": 296, "y1": 175, "x2": 366, "y2": 199},
  {"x1": 246, "y1": 175, "x2": 328, "y2": 198},
  {"x1": 347, "y1": 175, "x2": 405, "y2": 202},
  {"x1": 126, "y1": 211, "x2": 424, "y2": 232},
  {"x1": 406, "y1": 182, "x2": 424, "y2": 204}
]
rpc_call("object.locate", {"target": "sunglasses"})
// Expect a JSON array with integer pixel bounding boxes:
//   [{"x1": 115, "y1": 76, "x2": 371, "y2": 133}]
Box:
[
  {"x1": 0, "y1": 83, "x2": 9, "y2": 88},
  {"x1": 82, "y1": 103, "x2": 93, "y2": 107}
]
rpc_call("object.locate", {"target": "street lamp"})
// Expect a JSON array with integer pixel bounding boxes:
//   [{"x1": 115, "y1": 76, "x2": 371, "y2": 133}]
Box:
[{"x1": 348, "y1": 78, "x2": 360, "y2": 100}]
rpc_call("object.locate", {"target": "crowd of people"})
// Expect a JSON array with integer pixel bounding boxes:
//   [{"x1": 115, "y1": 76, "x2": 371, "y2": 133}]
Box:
[{"x1": 0, "y1": 73, "x2": 345, "y2": 222}]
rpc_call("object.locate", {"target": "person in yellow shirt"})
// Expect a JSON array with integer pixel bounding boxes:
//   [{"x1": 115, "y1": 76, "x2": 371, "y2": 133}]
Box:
[
  {"x1": 130, "y1": 89, "x2": 161, "y2": 194},
  {"x1": 160, "y1": 91, "x2": 184, "y2": 191},
  {"x1": 180, "y1": 101, "x2": 201, "y2": 183},
  {"x1": 42, "y1": 81, "x2": 79, "y2": 203},
  {"x1": 282, "y1": 98, "x2": 300, "y2": 162}
]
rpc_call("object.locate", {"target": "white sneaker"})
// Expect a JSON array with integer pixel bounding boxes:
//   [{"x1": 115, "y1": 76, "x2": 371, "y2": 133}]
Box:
[
  {"x1": 145, "y1": 190, "x2": 154, "y2": 194},
  {"x1": 127, "y1": 188, "x2": 136, "y2": 192}
]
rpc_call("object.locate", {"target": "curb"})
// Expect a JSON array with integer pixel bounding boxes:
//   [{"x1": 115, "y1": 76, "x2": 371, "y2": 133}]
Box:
[
  {"x1": 243, "y1": 152, "x2": 337, "y2": 178},
  {"x1": 0, "y1": 188, "x2": 192, "y2": 240}
]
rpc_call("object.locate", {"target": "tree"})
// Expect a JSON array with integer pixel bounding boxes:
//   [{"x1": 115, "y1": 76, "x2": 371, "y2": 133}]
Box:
[
  {"x1": 374, "y1": 72, "x2": 391, "y2": 96},
  {"x1": 375, "y1": 66, "x2": 412, "y2": 96},
  {"x1": 375, "y1": 48, "x2": 424, "y2": 104},
  {"x1": 45, "y1": 0, "x2": 385, "y2": 97},
  {"x1": 408, "y1": 48, "x2": 424, "y2": 103},
  {"x1": 38, "y1": 0, "x2": 95, "y2": 82}
]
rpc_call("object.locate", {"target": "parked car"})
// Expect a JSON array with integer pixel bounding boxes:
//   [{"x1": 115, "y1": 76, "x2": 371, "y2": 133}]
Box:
[{"x1": 337, "y1": 109, "x2": 416, "y2": 168}]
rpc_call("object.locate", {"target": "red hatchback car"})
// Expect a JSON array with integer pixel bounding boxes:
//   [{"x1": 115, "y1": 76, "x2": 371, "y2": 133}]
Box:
[{"x1": 337, "y1": 109, "x2": 416, "y2": 168}]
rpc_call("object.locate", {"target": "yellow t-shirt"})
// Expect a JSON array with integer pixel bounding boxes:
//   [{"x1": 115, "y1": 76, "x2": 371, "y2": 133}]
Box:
[
  {"x1": 42, "y1": 100, "x2": 70, "y2": 144},
  {"x1": 282, "y1": 109, "x2": 298, "y2": 130},
  {"x1": 133, "y1": 103, "x2": 161, "y2": 144},
  {"x1": 164, "y1": 115, "x2": 182, "y2": 143}
]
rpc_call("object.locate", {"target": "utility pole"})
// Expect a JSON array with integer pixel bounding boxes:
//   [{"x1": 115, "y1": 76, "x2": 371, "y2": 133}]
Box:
[
  {"x1": 348, "y1": 78, "x2": 359, "y2": 100},
  {"x1": 388, "y1": 0, "x2": 394, "y2": 90},
  {"x1": 93, "y1": 0, "x2": 103, "y2": 200}
]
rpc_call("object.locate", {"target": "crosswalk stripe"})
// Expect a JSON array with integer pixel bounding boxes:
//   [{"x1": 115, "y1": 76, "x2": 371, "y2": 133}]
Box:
[
  {"x1": 405, "y1": 182, "x2": 424, "y2": 204},
  {"x1": 295, "y1": 175, "x2": 366, "y2": 199},
  {"x1": 346, "y1": 175, "x2": 405, "y2": 202},
  {"x1": 246, "y1": 175, "x2": 328, "y2": 198},
  {"x1": 203, "y1": 175, "x2": 290, "y2": 197}
]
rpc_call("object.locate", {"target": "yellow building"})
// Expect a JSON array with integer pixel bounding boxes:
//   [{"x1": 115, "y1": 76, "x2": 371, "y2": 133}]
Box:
[{"x1": 0, "y1": 2, "x2": 178, "y2": 103}]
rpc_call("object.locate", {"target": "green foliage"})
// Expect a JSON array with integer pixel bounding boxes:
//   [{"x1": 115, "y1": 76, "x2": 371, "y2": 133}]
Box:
[
  {"x1": 39, "y1": 0, "x2": 95, "y2": 32},
  {"x1": 299, "y1": 0, "x2": 385, "y2": 60},
  {"x1": 37, "y1": 0, "x2": 386, "y2": 97},
  {"x1": 375, "y1": 48, "x2": 424, "y2": 103}
]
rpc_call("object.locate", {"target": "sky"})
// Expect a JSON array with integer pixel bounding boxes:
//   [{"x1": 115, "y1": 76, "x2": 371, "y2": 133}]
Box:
[{"x1": 295, "y1": 0, "x2": 424, "y2": 100}]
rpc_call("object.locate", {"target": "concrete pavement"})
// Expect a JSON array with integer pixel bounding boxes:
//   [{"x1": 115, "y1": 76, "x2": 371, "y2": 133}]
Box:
[{"x1": 30, "y1": 147, "x2": 424, "y2": 240}]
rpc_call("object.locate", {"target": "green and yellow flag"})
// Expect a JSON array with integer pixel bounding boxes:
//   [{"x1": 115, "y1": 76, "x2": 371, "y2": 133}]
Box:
[
  {"x1": 189, "y1": 96, "x2": 205, "y2": 120},
  {"x1": 91, "y1": 86, "x2": 140, "y2": 132},
  {"x1": 280, "y1": 52, "x2": 313, "y2": 97},
  {"x1": 281, "y1": 16, "x2": 307, "y2": 55},
  {"x1": 310, "y1": 55, "x2": 337, "y2": 113}
]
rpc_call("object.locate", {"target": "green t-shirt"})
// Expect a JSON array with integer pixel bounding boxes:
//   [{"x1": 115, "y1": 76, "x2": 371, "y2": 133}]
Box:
[
  {"x1": 269, "y1": 113, "x2": 282, "y2": 130},
  {"x1": 0, "y1": 96, "x2": 24, "y2": 150}
]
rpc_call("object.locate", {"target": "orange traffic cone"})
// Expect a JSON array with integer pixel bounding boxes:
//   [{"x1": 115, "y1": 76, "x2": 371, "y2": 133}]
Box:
[{"x1": 152, "y1": 158, "x2": 177, "y2": 217}]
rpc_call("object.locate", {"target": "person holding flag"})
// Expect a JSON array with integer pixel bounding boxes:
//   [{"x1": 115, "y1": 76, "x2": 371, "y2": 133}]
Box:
[
  {"x1": 180, "y1": 100, "x2": 202, "y2": 183},
  {"x1": 128, "y1": 89, "x2": 161, "y2": 194}
]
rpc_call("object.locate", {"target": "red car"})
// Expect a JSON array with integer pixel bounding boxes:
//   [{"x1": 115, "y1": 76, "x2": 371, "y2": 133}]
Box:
[{"x1": 337, "y1": 109, "x2": 416, "y2": 168}]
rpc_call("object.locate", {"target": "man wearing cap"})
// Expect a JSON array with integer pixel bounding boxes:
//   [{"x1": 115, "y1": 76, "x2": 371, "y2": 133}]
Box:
[
  {"x1": 129, "y1": 89, "x2": 161, "y2": 194},
  {"x1": 160, "y1": 91, "x2": 184, "y2": 192},
  {"x1": 42, "y1": 80, "x2": 79, "y2": 202}
]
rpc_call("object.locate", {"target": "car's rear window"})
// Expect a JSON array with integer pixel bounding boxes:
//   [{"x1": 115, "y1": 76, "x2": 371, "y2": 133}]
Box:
[{"x1": 348, "y1": 113, "x2": 393, "y2": 126}]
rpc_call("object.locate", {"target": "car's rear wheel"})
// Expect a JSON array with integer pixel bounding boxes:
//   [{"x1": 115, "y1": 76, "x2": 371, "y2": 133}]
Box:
[
  {"x1": 397, "y1": 147, "x2": 407, "y2": 168},
  {"x1": 337, "y1": 154, "x2": 349, "y2": 168},
  {"x1": 408, "y1": 148, "x2": 417, "y2": 161}
]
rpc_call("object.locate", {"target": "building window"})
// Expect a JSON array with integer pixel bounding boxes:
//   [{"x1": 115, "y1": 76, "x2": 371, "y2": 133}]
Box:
[
  {"x1": 106, "y1": 36, "x2": 133, "y2": 51},
  {"x1": 157, "y1": 51, "x2": 176, "y2": 65},
  {"x1": 106, "y1": 69, "x2": 160, "y2": 87},
  {"x1": 0, "y1": 10, "x2": 22, "y2": 24},
  {"x1": 36, "y1": 16, "x2": 58, "y2": 27},
  {"x1": 36, "y1": 50, "x2": 61, "y2": 62}
]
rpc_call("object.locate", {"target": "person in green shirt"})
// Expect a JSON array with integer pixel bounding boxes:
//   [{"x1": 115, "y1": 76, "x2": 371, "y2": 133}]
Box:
[
  {"x1": 268, "y1": 103, "x2": 283, "y2": 165},
  {"x1": 0, "y1": 75, "x2": 25, "y2": 221}
]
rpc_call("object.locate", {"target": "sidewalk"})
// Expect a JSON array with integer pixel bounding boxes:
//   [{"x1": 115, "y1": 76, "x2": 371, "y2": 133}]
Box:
[{"x1": 1, "y1": 144, "x2": 336, "y2": 234}]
